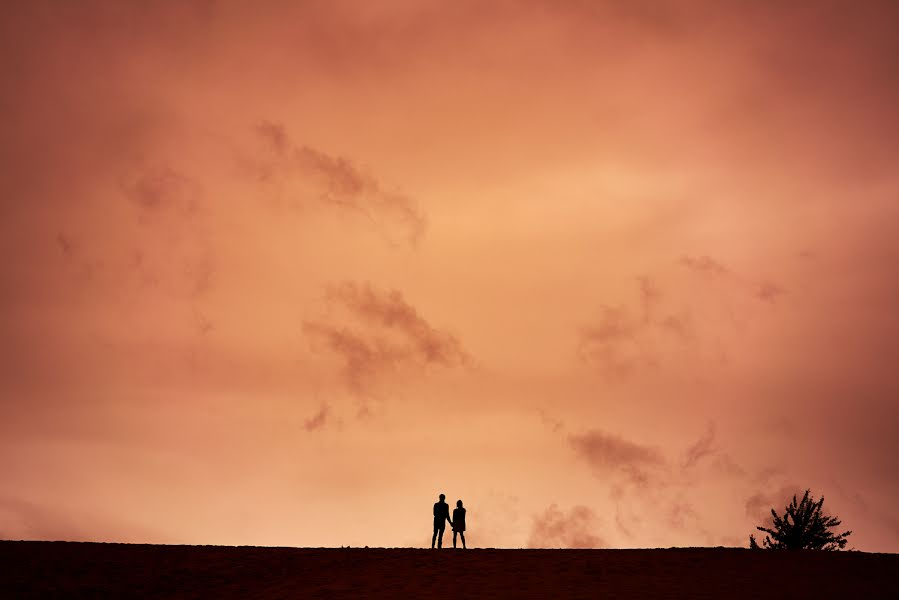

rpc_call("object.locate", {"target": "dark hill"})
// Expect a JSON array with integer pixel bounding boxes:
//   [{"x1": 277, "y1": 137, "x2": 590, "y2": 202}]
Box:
[{"x1": 1, "y1": 541, "x2": 897, "y2": 599}]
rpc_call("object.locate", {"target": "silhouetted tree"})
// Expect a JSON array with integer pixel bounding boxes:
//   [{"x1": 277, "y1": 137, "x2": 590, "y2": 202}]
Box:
[{"x1": 749, "y1": 489, "x2": 851, "y2": 550}]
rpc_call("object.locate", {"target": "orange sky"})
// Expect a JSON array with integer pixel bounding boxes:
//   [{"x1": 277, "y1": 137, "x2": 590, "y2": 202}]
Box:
[{"x1": 2, "y1": 0, "x2": 899, "y2": 551}]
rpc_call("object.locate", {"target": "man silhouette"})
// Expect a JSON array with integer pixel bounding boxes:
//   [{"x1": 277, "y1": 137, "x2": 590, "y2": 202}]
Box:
[{"x1": 432, "y1": 493, "x2": 452, "y2": 549}]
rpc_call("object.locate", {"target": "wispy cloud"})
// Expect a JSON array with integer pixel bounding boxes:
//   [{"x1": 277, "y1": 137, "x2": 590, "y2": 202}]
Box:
[
  {"x1": 116, "y1": 163, "x2": 216, "y2": 302},
  {"x1": 682, "y1": 421, "x2": 717, "y2": 469},
  {"x1": 527, "y1": 504, "x2": 605, "y2": 549},
  {"x1": 537, "y1": 409, "x2": 565, "y2": 433},
  {"x1": 301, "y1": 323, "x2": 404, "y2": 395},
  {"x1": 637, "y1": 275, "x2": 662, "y2": 324},
  {"x1": 55, "y1": 233, "x2": 75, "y2": 258},
  {"x1": 303, "y1": 282, "x2": 468, "y2": 398},
  {"x1": 756, "y1": 281, "x2": 786, "y2": 302},
  {"x1": 559, "y1": 417, "x2": 780, "y2": 546},
  {"x1": 680, "y1": 255, "x2": 730, "y2": 276},
  {"x1": 667, "y1": 500, "x2": 700, "y2": 530},
  {"x1": 578, "y1": 305, "x2": 648, "y2": 380},
  {"x1": 580, "y1": 260, "x2": 787, "y2": 380},
  {"x1": 254, "y1": 121, "x2": 426, "y2": 244},
  {"x1": 304, "y1": 404, "x2": 331, "y2": 432},
  {"x1": 121, "y1": 166, "x2": 199, "y2": 217},
  {"x1": 569, "y1": 429, "x2": 666, "y2": 486},
  {"x1": 745, "y1": 484, "x2": 802, "y2": 525}
]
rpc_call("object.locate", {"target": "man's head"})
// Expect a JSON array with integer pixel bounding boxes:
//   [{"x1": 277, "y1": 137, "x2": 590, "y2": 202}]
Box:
[{"x1": 439, "y1": 494, "x2": 445, "y2": 501}]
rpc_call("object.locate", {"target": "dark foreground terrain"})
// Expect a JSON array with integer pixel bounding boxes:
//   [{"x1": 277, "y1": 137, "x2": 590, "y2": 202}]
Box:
[{"x1": 2, "y1": 541, "x2": 897, "y2": 599}]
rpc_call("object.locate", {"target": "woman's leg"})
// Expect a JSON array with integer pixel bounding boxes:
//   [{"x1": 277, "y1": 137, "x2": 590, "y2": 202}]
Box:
[
  {"x1": 460, "y1": 532, "x2": 466, "y2": 549},
  {"x1": 453, "y1": 531, "x2": 458, "y2": 548}
]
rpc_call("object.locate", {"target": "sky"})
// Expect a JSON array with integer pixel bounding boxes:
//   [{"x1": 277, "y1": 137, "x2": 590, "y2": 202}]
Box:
[{"x1": 2, "y1": 0, "x2": 898, "y2": 552}]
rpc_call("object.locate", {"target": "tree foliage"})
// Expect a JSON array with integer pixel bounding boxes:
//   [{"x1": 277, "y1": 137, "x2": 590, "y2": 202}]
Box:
[{"x1": 749, "y1": 489, "x2": 851, "y2": 550}]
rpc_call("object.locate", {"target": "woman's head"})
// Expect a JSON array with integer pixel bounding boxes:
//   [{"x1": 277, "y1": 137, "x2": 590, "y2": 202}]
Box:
[{"x1": 456, "y1": 499, "x2": 463, "y2": 508}]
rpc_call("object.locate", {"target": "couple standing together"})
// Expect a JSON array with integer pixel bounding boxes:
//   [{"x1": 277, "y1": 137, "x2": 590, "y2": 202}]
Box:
[{"x1": 432, "y1": 493, "x2": 466, "y2": 549}]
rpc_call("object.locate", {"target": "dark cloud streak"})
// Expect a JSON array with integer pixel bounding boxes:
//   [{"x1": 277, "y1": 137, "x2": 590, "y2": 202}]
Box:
[
  {"x1": 683, "y1": 422, "x2": 717, "y2": 469},
  {"x1": 303, "y1": 282, "x2": 468, "y2": 398},
  {"x1": 254, "y1": 121, "x2": 426, "y2": 244},
  {"x1": 569, "y1": 429, "x2": 665, "y2": 486}
]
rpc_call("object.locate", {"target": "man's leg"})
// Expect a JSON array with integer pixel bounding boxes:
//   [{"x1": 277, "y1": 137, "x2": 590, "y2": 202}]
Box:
[
  {"x1": 432, "y1": 525, "x2": 438, "y2": 548},
  {"x1": 460, "y1": 532, "x2": 466, "y2": 549},
  {"x1": 437, "y1": 526, "x2": 444, "y2": 548}
]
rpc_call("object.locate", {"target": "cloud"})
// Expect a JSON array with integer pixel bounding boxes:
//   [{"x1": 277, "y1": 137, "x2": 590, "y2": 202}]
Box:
[
  {"x1": 744, "y1": 484, "x2": 802, "y2": 525},
  {"x1": 680, "y1": 255, "x2": 730, "y2": 277},
  {"x1": 569, "y1": 429, "x2": 665, "y2": 485},
  {"x1": 756, "y1": 281, "x2": 786, "y2": 302},
  {"x1": 658, "y1": 311, "x2": 695, "y2": 342},
  {"x1": 183, "y1": 253, "x2": 215, "y2": 298},
  {"x1": 667, "y1": 500, "x2": 700, "y2": 530},
  {"x1": 253, "y1": 121, "x2": 426, "y2": 244},
  {"x1": 527, "y1": 504, "x2": 605, "y2": 549},
  {"x1": 54, "y1": 231, "x2": 99, "y2": 283},
  {"x1": 580, "y1": 306, "x2": 639, "y2": 345},
  {"x1": 295, "y1": 145, "x2": 372, "y2": 204},
  {"x1": 118, "y1": 164, "x2": 215, "y2": 300},
  {"x1": 325, "y1": 283, "x2": 468, "y2": 367},
  {"x1": 637, "y1": 275, "x2": 661, "y2": 324},
  {"x1": 303, "y1": 282, "x2": 468, "y2": 397},
  {"x1": 578, "y1": 305, "x2": 648, "y2": 380},
  {"x1": 301, "y1": 323, "x2": 403, "y2": 395},
  {"x1": 191, "y1": 307, "x2": 213, "y2": 336},
  {"x1": 537, "y1": 409, "x2": 564, "y2": 433},
  {"x1": 55, "y1": 233, "x2": 75, "y2": 258},
  {"x1": 580, "y1": 260, "x2": 787, "y2": 380},
  {"x1": 256, "y1": 121, "x2": 289, "y2": 156},
  {"x1": 579, "y1": 277, "x2": 697, "y2": 381},
  {"x1": 682, "y1": 422, "x2": 717, "y2": 469},
  {"x1": 561, "y1": 421, "x2": 778, "y2": 545},
  {"x1": 681, "y1": 255, "x2": 788, "y2": 305},
  {"x1": 662, "y1": 421, "x2": 748, "y2": 485},
  {"x1": 614, "y1": 508, "x2": 635, "y2": 538},
  {"x1": 304, "y1": 404, "x2": 331, "y2": 432},
  {"x1": 122, "y1": 166, "x2": 199, "y2": 217}
]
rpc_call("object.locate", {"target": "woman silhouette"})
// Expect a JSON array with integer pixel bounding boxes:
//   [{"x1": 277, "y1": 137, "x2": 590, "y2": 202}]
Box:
[{"x1": 452, "y1": 500, "x2": 467, "y2": 549}]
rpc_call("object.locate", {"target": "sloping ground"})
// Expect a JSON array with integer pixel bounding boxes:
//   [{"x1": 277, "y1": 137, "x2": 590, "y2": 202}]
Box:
[{"x1": 1, "y1": 541, "x2": 897, "y2": 599}]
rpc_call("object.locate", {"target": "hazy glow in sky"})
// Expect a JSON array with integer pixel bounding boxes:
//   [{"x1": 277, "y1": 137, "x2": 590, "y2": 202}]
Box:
[{"x1": 2, "y1": 0, "x2": 899, "y2": 551}]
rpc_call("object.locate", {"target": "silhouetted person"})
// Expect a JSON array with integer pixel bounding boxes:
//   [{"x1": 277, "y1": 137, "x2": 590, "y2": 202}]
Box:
[
  {"x1": 452, "y1": 500, "x2": 467, "y2": 549},
  {"x1": 432, "y1": 493, "x2": 452, "y2": 548}
]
